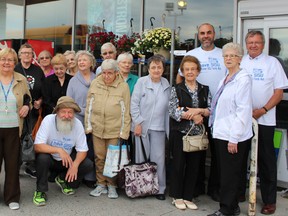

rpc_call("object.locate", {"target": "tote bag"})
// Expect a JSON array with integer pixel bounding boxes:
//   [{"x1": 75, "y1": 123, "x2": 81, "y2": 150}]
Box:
[{"x1": 103, "y1": 140, "x2": 130, "y2": 178}]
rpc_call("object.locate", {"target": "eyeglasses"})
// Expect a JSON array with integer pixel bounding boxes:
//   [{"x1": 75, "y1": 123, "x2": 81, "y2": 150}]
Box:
[
  {"x1": 223, "y1": 54, "x2": 240, "y2": 59},
  {"x1": 0, "y1": 58, "x2": 14, "y2": 63},
  {"x1": 21, "y1": 52, "x2": 33, "y2": 55},
  {"x1": 246, "y1": 41, "x2": 263, "y2": 46},
  {"x1": 102, "y1": 51, "x2": 114, "y2": 56},
  {"x1": 39, "y1": 56, "x2": 50, "y2": 60}
]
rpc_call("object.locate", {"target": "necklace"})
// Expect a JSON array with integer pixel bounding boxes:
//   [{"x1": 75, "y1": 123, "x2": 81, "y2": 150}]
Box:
[{"x1": 0, "y1": 77, "x2": 14, "y2": 114}]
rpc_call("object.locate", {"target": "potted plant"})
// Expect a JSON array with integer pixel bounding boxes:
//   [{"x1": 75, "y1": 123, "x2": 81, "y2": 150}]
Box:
[
  {"x1": 132, "y1": 27, "x2": 174, "y2": 59},
  {"x1": 116, "y1": 33, "x2": 140, "y2": 55}
]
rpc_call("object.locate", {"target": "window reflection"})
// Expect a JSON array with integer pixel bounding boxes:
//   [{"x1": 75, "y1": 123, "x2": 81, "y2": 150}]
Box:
[
  {"x1": 25, "y1": 0, "x2": 73, "y2": 53},
  {"x1": 0, "y1": 0, "x2": 24, "y2": 40},
  {"x1": 269, "y1": 28, "x2": 288, "y2": 79}
]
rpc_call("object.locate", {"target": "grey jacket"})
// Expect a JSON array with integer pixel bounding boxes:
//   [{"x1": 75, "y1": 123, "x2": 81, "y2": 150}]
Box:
[
  {"x1": 66, "y1": 71, "x2": 96, "y2": 124},
  {"x1": 130, "y1": 75, "x2": 170, "y2": 137}
]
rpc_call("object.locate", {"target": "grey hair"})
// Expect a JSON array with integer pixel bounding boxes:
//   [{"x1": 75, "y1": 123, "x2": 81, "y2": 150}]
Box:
[
  {"x1": 117, "y1": 52, "x2": 133, "y2": 63},
  {"x1": 147, "y1": 54, "x2": 166, "y2": 70},
  {"x1": 63, "y1": 50, "x2": 76, "y2": 57},
  {"x1": 245, "y1": 30, "x2": 265, "y2": 44},
  {"x1": 101, "y1": 42, "x2": 116, "y2": 54},
  {"x1": 222, "y1": 42, "x2": 243, "y2": 57},
  {"x1": 75, "y1": 50, "x2": 96, "y2": 69},
  {"x1": 101, "y1": 59, "x2": 118, "y2": 71}
]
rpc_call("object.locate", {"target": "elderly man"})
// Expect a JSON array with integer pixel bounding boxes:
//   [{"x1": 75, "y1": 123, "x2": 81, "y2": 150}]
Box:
[
  {"x1": 14, "y1": 43, "x2": 45, "y2": 179},
  {"x1": 241, "y1": 31, "x2": 288, "y2": 215},
  {"x1": 95, "y1": 42, "x2": 117, "y2": 76},
  {"x1": 32, "y1": 96, "x2": 93, "y2": 206},
  {"x1": 176, "y1": 23, "x2": 226, "y2": 201}
]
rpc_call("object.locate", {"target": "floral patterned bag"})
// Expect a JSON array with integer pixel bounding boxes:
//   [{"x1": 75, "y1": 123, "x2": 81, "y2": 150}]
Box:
[{"x1": 123, "y1": 137, "x2": 159, "y2": 198}]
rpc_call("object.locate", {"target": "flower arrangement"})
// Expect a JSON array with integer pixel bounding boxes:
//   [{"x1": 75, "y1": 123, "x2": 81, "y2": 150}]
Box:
[
  {"x1": 116, "y1": 33, "x2": 140, "y2": 54},
  {"x1": 88, "y1": 31, "x2": 117, "y2": 51},
  {"x1": 131, "y1": 27, "x2": 172, "y2": 55}
]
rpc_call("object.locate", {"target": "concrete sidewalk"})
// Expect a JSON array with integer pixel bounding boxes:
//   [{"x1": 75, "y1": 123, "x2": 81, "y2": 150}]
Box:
[{"x1": 0, "y1": 167, "x2": 287, "y2": 216}]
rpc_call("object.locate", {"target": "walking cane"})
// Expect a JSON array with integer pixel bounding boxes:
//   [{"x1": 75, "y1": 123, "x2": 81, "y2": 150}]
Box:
[{"x1": 248, "y1": 118, "x2": 259, "y2": 216}]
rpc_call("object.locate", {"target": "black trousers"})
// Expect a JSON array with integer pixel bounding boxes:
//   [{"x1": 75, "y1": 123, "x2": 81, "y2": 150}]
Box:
[
  {"x1": 207, "y1": 127, "x2": 220, "y2": 195},
  {"x1": 258, "y1": 125, "x2": 277, "y2": 205},
  {"x1": 169, "y1": 130, "x2": 202, "y2": 201},
  {"x1": 214, "y1": 138, "x2": 250, "y2": 215},
  {"x1": 0, "y1": 127, "x2": 20, "y2": 205},
  {"x1": 36, "y1": 152, "x2": 93, "y2": 192}
]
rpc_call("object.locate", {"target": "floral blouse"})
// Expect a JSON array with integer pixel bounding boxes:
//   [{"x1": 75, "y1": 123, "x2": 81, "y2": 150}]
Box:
[{"x1": 169, "y1": 82, "x2": 211, "y2": 135}]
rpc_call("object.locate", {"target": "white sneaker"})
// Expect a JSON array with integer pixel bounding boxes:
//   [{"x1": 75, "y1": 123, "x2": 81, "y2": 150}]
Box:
[
  {"x1": 9, "y1": 202, "x2": 20, "y2": 210},
  {"x1": 108, "y1": 186, "x2": 118, "y2": 199},
  {"x1": 89, "y1": 185, "x2": 108, "y2": 197}
]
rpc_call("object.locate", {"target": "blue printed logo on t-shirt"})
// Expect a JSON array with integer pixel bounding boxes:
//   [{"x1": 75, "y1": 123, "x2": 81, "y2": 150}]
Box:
[
  {"x1": 252, "y1": 68, "x2": 264, "y2": 81},
  {"x1": 51, "y1": 139, "x2": 73, "y2": 151},
  {"x1": 201, "y1": 58, "x2": 222, "y2": 71}
]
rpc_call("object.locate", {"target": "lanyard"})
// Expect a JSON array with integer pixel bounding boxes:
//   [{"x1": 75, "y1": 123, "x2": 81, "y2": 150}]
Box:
[{"x1": 0, "y1": 77, "x2": 14, "y2": 114}]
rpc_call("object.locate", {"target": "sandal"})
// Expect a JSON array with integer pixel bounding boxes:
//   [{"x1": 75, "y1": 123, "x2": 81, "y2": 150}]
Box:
[
  {"x1": 172, "y1": 198, "x2": 186, "y2": 210},
  {"x1": 184, "y1": 200, "x2": 198, "y2": 210}
]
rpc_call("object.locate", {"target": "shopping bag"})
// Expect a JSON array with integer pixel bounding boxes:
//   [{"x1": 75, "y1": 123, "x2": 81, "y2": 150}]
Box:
[{"x1": 103, "y1": 141, "x2": 129, "y2": 178}]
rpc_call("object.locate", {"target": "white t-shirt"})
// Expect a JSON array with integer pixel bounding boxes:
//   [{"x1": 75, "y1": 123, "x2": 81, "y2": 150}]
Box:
[
  {"x1": 179, "y1": 46, "x2": 227, "y2": 97},
  {"x1": 34, "y1": 114, "x2": 88, "y2": 161},
  {"x1": 241, "y1": 53, "x2": 288, "y2": 126}
]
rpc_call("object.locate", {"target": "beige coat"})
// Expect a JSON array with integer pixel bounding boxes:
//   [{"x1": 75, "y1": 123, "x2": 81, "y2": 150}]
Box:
[
  {"x1": 12, "y1": 72, "x2": 32, "y2": 137},
  {"x1": 85, "y1": 74, "x2": 131, "y2": 140}
]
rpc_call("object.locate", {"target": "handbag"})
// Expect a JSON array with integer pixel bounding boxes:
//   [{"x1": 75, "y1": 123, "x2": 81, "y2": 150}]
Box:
[
  {"x1": 103, "y1": 140, "x2": 130, "y2": 178},
  {"x1": 123, "y1": 137, "x2": 159, "y2": 198},
  {"x1": 21, "y1": 116, "x2": 35, "y2": 162},
  {"x1": 182, "y1": 124, "x2": 209, "y2": 152}
]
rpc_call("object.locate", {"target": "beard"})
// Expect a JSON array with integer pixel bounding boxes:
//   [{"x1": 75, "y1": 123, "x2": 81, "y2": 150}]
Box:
[{"x1": 56, "y1": 116, "x2": 74, "y2": 134}]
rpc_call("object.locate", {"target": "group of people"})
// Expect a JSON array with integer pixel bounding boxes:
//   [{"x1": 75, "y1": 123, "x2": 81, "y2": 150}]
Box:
[{"x1": 0, "y1": 22, "x2": 287, "y2": 216}]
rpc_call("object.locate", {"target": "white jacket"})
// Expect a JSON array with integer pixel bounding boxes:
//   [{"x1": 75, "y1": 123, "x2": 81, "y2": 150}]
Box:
[{"x1": 212, "y1": 68, "x2": 253, "y2": 143}]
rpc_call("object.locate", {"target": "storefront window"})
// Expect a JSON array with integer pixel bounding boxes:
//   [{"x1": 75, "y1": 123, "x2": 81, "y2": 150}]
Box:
[
  {"x1": 25, "y1": 0, "x2": 73, "y2": 53},
  {"x1": 75, "y1": 0, "x2": 142, "y2": 52},
  {"x1": 0, "y1": 0, "x2": 24, "y2": 40},
  {"x1": 269, "y1": 28, "x2": 288, "y2": 78},
  {"x1": 144, "y1": 0, "x2": 234, "y2": 49}
]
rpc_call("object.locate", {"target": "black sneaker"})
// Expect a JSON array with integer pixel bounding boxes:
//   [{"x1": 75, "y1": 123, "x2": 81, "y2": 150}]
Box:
[{"x1": 24, "y1": 168, "x2": 37, "y2": 179}]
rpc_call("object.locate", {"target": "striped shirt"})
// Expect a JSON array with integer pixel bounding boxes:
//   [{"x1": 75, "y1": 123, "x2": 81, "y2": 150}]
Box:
[{"x1": 0, "y1": 83, "x2": 18, "y2": 128}]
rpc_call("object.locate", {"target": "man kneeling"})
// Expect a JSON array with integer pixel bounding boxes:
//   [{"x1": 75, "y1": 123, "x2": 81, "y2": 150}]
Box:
[{"x1": 33, "y1": 96, "x2": 93, "y2": 206}]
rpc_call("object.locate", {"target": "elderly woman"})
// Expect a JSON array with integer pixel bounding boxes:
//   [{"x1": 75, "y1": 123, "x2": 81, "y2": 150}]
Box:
[
  {"x1": 131, "y1": 54, "x2": 170, "y2": 200},
  {"x1": 207, "y1": 43, "x2": 253, "y2": 216},
  {"x1": 38, "y1": 50, "x2": 54, "y2": 77},
  {"x1": 117, "y1": 52, "x2": 138, "y2": 95},
  {"x1": 67, "y1": 50, "x2": 96, "y2": 187},
  {"x1": 67, "y1": 50, "x2": 96, "y2": 124},
  {"x1": 169, "y1": 56, "x2": 211, "y2": 210},
  {"x1": 0, "y1": 48, "x2": 31, "y2": 210},
  {"x1": 42, "y1": 54, "x2": 73, "y2": 117},
  {"x1": 95, "y1": 42, "x2": 117, "y2": 76},
  {"x1": 63, "y1": 50, "x2": 78, "y2": 76},
  {"x1": 85, "y1": 59, "x2": 131, "y2": 199}
]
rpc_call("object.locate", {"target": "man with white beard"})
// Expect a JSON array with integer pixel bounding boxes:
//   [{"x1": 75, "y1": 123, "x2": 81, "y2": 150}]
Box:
[{"x1": 32, "y1": 96, "x2": 93, "y2": 207}]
